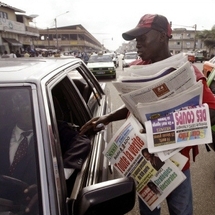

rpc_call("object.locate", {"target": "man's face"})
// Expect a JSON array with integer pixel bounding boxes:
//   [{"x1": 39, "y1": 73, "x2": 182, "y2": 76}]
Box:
[
  {"x1": 136, "y1": 29, "x2": 163, "y2": 62},
  {"x1": 12, "y1": 92, "x2": 33, "y2": 130},
  {"x1": 15, "y1": 105, "x2": 33, "y2": 130},
  {"x1": 143, "y1": 151, "x2": 153, "y2": 162}
]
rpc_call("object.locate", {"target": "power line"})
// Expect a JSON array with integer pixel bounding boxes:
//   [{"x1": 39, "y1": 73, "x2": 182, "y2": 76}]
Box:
[{"x1": 172, "y1": 24, "x2": 196, "y2": 28}]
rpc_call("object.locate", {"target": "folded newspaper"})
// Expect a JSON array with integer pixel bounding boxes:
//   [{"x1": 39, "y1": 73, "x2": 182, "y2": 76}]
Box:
[
  {"x1": 103, "y1": 114, "x2": 186, "y2": 211},
  {"x1": 103, "y1": 53, "x2": 212, "y2": 210},
  {"x1": 118, "y1": 61, "x2": 197, "y2": 121}
]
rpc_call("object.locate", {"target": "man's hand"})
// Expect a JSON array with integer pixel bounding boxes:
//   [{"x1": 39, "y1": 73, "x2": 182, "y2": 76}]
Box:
[
  {"x1": 79, "y1": 116, "x2": 108, "y2": 135},
  {"x1": 80, "y1": 106, "x2": 129, "y2": 135},
  {"x1": 24, "y1": 184, "x2": 38, "y2": 213}
]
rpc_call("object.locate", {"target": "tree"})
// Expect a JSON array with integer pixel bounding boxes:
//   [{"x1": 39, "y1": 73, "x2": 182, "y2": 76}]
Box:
[{"x1": 196, "y1": 28, "x2": 215, "y2": 56}]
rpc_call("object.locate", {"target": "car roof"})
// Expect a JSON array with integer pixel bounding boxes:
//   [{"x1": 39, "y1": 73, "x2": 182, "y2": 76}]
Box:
[
  {"x1": 0, "y1": 57, "x2": 82, "y2": 84},
  {"x1": 125, "y1": 52, "x2": 137, "y2": 54}
]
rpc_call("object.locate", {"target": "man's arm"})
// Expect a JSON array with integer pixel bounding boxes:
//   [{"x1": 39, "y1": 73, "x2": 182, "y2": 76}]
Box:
[{"x1": 79, "y1": 105, "x2": 129, "y2": 135}]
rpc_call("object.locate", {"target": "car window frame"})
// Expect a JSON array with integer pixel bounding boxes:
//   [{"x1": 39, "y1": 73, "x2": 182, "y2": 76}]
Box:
[{"x1": 39, "y1": 61, "x2": 107, "y2": 213}]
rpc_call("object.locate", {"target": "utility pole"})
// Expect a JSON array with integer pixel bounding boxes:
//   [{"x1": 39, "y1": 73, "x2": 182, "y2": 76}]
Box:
[
  {"x1": 54, "y1": 11, "x2": 69, "y2": 52},
  {"x1": 193, "y1": 24, "x2": 197, "y2": 51}
]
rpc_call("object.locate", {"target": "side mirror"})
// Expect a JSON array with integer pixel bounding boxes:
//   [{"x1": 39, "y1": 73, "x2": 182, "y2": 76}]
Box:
[{"x1": 73, "y1": 177, "x2": 136, "y2": 215}]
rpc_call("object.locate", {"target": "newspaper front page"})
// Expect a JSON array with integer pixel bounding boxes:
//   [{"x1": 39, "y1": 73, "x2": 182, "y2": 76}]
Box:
[
  {"x1": 103, "y1": 115, "x2": 186, "y2": 211},
  {"x1": 145, "y1": 104, "x2": 212, "y2": 153}
]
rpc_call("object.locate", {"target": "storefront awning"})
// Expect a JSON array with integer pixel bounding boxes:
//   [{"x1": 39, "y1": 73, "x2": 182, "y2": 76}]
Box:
[{"x1": 3, "y1": 38, "x2": 22, "y2": 46}]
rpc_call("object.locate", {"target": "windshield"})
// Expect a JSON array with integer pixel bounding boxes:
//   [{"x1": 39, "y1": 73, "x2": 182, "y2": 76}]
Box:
[
  {"x1": 88, "y1": 55, "x2": 113, "y2": 63},
  {"x1": 124, "y1": 53, "x2": 137, "y2": 59},
  {"x1": 195, "y1": 53, "x2": 203, "y2": 57},
  {"x1": 0, "y1": 87, "x2": 41, "y2": 215}
]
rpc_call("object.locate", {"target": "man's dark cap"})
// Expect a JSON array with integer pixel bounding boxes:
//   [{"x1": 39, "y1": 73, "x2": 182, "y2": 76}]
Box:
[{"x1": 122, "y1": 14, "x2": 172, "y2": 41}]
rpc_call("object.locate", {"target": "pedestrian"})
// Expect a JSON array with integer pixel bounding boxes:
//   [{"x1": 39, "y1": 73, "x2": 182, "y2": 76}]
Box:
[
  {"x1": 80, "y1": 14, "x2": 215, "y2": 215},
  {"x1": 16, "y1": 50, "x2": 22, "y2": 57},
  {"x1": 1, "y1": 50, "x2": 9, "y2": 58},
  {"x1": 9, "y1": 51, "x2": 17, "y2": 58}
]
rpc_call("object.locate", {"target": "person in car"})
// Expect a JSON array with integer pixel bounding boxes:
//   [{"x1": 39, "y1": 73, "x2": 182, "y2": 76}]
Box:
[
  {"x1": 0, "y1": 91, "x2": 36, "y2": 184},
  {"x1": 80, "y1": 14, "x2": 215, "y2": 215},
  {"x1": 0, "y1": 90, "x2": 38, "y2": 214}
]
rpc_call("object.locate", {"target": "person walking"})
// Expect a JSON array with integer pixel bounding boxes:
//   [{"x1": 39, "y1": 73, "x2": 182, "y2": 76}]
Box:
[{"x1": 80, "y1": 14, "x2": 215, "y2": 215}]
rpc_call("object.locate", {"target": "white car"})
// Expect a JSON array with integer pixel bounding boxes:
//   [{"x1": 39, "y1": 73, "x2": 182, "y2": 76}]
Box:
[
  {"x1": 0, "y1": 57, "x2": 135, "y2": 215},
  {"x1": 122, "y1": 52, "x2": 139, "y2": 68},
  {"x1": 87, "y1": 53, "x2": 116, "y2": 79}
]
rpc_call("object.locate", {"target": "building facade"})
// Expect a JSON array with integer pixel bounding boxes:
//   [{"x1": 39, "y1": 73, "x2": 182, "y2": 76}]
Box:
[
  {"x1": 37, "y1": 25, "x2": 102, "y2": 53},
  {"x1": 0, "y1": 2, "x2": 102, "y2": 56},
  {"x1": 0, "y1": 2, "x2": 208, "y2": 56},
  {"x1": 0, "y1": 2, "x2": 39, "y2": 54}
]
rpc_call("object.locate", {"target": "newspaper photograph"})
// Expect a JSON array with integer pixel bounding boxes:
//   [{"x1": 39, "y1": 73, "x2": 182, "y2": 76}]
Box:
[
  {"x1": 103, "y1": 114, "x2": 186, "y2": 211},
  {"x1": 145, "y1": 104, "x2": 212, "y2": 153}
]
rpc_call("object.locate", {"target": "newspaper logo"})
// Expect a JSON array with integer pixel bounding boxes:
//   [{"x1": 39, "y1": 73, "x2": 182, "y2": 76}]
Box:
[
  {"x1": 105, "y1": 143, "x2": 118, "y2": 160},
  {"x1": 152, "y1": 83, "x2": 170, "y2": 97}
]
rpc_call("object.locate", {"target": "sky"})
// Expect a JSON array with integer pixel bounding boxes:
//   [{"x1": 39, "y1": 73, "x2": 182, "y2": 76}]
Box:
[{"x1": 3, "y1": 0, "x2": 215, "y2": 51}]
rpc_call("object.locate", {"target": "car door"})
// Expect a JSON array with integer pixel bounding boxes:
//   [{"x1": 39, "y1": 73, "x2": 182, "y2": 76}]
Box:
[{"x1": 40, "y1": 61, "x2": 111, "y2": 213}]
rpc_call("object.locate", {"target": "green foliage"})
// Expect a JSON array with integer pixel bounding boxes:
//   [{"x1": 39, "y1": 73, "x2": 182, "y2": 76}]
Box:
[{"x1": 197, "y1": 29, "x2": 215, "y2": 52}]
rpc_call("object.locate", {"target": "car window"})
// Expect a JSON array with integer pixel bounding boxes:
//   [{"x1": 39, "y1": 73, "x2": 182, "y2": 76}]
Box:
[
  {"x1": 125, "y1": 53, "x2": 137, "y2": 59},
  {"x1": 0, "y1": 87, "x2": 42, "y2": 215},
  {"x1": 44, "y1": 67, "x2": 103, "y2": 205},
  {"x1": 88, "y1": 55, "x2": 112, "y2": 63},
  {"x1": 68, "y1": 66, "x2": 104, "y2": 107}
]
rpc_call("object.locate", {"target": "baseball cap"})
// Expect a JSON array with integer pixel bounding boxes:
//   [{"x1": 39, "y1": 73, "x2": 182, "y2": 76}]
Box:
[{"x1": 122, "y1": 14, "x2": 172, "y2": 41}]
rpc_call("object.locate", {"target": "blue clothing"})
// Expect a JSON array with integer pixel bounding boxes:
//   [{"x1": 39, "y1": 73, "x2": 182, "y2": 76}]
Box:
[{"x1": 138, "y1": 169, "x2": 193, "y2": 215}]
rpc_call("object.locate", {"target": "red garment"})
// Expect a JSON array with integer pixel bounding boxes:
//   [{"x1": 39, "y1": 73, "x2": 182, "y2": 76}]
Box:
[
  {"x1": 130, "y1": 59, "x2": 215, "y2": 170},
  {"x1": 129, "y1": 59, "x2": 150, "y2": 66}
]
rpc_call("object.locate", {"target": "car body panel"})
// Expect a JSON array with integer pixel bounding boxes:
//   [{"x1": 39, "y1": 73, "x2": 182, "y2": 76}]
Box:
[
  {"x1": 203, "y1": 56, "x2": 215, "y2": 77},
  {"x1": 187, "y1": 54, "x2": 195, "y2": 63},
  {"x1": 0, "y1": 58, "x2": 135, "y2": 215}
]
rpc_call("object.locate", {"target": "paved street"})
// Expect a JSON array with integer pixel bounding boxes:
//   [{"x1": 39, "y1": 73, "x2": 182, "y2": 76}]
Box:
[{"x1": 105, "y1": 61, "x2": 215, "y2": 215}]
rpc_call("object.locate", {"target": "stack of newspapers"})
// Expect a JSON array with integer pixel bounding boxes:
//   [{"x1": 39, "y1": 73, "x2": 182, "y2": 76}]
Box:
[{"x1": 103, "y1": 53, "x2": 212, "y2": 211}]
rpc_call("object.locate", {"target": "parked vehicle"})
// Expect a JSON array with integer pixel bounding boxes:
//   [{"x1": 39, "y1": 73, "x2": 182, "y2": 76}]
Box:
[
  {"x1": 87, "y1": 53, "x2": 116, "y2": 79},
  {"x1": 0, "y1": 57, "x2": 135, "y2": 215},
  {"x1": 186, "y1": 53, "x2": 195, "y2": 63},
  {"x1": 195, "y1": 52, "x2": 204, "y2": 63},
  {"x1": 122, "y1": 52, "x2": 139, "y2": 68},
  {"x1": 203, "y1": 56, "x2": 215, "y2": 77}
]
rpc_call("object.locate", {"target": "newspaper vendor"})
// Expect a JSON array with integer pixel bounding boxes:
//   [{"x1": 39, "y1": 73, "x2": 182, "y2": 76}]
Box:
[{"x1": 80, "y1": 14, "x2": 215, "y2": 215}]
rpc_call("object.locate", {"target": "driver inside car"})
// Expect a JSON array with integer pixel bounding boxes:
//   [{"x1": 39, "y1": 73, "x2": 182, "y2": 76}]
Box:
[{"x1": 0, "y1": 89, "x2": 38, "y2": 214}]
